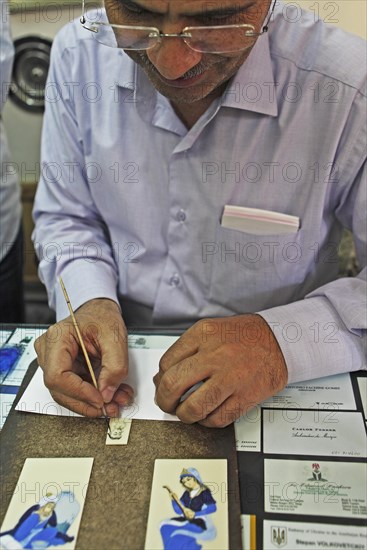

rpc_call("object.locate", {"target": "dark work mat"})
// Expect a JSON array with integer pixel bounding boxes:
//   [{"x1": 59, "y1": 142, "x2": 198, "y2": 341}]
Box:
[{"x1": 0, "y1": 360, "x2": 242, "y2": 550}]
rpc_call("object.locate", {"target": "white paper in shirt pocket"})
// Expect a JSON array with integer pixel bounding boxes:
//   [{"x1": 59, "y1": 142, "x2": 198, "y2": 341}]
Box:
[{"x1": 221, "y1": 205, "x2": 300, "y2": 235}]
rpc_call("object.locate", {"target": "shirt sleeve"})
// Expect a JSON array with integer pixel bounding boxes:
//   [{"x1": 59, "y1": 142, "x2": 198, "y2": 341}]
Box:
[
  {"x1": 259, "y1": 161, "x2": 367, "y2": 383},
  {"x1": 32, "y1": 28, "x2": 120, "y2": 320},
  {"x1": 0, "y1": 0, "x2": 14, "y2": 112}
]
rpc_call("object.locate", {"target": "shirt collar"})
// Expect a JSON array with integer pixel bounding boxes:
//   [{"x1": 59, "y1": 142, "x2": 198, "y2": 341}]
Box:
[
  {"x1": 115, "y1": 49, "x2": 136, "y2": 90},
  {"x1": 221, "y1": 33, "x2": 278, "y2": 116}
]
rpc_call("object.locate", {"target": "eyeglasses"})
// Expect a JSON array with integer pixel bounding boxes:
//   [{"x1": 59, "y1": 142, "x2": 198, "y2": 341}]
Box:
[{"x1": 80, "y1": 1, "x2": 275, "y2": 54}]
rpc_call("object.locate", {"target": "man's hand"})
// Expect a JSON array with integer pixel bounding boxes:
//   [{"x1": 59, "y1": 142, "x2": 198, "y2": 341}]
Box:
[
  {"x1": 153, "y1": 314, "x2": 288, "y2": 428},
  {"x1": 34, "y1": 298, "x2": 133, "y2": 417}
]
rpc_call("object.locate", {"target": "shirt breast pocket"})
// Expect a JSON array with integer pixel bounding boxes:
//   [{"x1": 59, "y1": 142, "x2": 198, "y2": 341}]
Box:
[{"x1": 207, "y1": 225, "x2": 304, "y2": 312}]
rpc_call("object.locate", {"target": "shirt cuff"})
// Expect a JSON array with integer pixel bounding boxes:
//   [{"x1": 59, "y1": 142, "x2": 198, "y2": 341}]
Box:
[
  {"x1": 258, "y1": 296, "x2": 366, "y2": 384},
  {"x1": 54, "y1": 259, "x2": 119, "y2": 321}
]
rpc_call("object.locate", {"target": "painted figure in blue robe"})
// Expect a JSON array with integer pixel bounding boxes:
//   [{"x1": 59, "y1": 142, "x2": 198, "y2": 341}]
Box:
[
  {"x1": 0, "y1": 492, "x2": 79, "y2": 549},
  {"x1": 160, "y1": 468, "x2": 217, "y2": 550}
]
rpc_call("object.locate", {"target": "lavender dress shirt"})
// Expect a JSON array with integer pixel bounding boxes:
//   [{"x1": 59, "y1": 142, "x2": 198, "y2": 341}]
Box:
[{"x1": 33, "y1": 3, "x2": 366, "y2": 384}]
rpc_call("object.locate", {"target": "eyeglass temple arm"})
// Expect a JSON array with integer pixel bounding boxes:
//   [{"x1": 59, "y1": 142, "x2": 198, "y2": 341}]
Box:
[
  {"x1": 80, "y1": 0, "x2": 99, "y2": 31},
  {"x1": 262, "y1": 0, "x2": 277, "y2": 33},
  {"x1": 81, "y1": 0, "x2": 87, "y2": 25}
]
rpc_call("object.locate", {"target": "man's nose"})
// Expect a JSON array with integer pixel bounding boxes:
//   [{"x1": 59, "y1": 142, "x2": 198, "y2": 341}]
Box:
[{"x1": 147, "y1": 29, "x2": 203, "y2": 80}]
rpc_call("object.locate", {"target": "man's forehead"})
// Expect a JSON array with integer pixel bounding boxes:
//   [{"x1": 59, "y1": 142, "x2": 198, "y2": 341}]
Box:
[{"x1": 126, "y1": 0, "x2": 256, "y2": 13}]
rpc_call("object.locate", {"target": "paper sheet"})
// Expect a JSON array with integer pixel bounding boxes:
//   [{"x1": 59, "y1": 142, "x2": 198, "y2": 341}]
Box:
[
  {"x1": 264, "y1": 459, "x2": 367, "y2": 518},
  {"x1": 261, "y1": 373, "x2": 356, "y2": 410},
  {"x1": 263, "y1": 520, "x2": 367, "y2": 549},
  {"x1": 234, "y1": 408, "x2": 261, "y2": 452},
  {"x1": 16, "y1": 348, "x2": 178, "y2": 421},
  {"x1": 263, "y1": 410, "x2": 366, "y2": 457}
]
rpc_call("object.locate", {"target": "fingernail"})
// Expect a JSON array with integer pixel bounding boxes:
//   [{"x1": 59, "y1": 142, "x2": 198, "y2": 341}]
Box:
[
  {"x1": 121, "y1": 385, "x2": 134, "y2": 397},
  {"x1": 105, "y1": 402, "x2": 120, "y2": 417},
  {"x1": 102, "y1": 386, "x2": 116, "y2": 403}
]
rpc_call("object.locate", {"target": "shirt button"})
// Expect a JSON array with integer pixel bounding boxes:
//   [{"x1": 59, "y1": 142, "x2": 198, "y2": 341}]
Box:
[
  {"x1": 176, "y1": 209, "x2": 186, "y2": 222},
  {"x1": 169, "y1": 274, "x2": 180, "y2": 287}
]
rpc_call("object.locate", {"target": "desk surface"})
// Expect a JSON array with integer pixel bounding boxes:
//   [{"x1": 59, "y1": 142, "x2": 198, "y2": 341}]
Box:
[
  {"x1": 1, "y1": 326, "x2": 366, "y2": 549},
  {"x1": 0, "y1": 333, "x2": 242, "y2": 550}
]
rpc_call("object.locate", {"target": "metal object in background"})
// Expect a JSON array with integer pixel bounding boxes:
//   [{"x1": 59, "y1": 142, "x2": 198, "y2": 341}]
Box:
[{"x1": 9, "y1": 34, "x2": 52, "y2": 113}]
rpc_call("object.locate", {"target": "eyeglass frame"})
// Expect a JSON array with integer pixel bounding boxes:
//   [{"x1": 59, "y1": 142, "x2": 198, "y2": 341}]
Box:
[{"x1": 80, "y1": 0, "x2": 277, "y2": 53}]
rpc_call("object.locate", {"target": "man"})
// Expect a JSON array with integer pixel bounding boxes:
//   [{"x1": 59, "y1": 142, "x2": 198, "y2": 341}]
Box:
[{"x1": 33, "y1": 0, "x2": 366, "y2": 426}]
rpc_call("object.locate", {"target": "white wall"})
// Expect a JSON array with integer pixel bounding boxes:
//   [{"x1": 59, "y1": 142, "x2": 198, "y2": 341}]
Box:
[{"x1": 282, "y1": 0, "x2": 366, "y2": 38}]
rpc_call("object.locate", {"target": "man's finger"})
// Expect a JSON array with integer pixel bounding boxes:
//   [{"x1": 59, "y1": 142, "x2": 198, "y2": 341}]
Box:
[
  {"x1": 39, "y1": 329, "x2": 105, "y2": 409},
  {"x1": 159, "y1": 324, "x2": 200, "y2": 373},
  {"x1": 98, "y1": 363, "x2": 129, "y2": 403},
  {"x1": 49, "y1": 389, "x2": 104, "y2": 417},
  {"x1": 198, "y1": 395, "x2": 243, "y2": 428},
  {"x1": 104, "y1": 400, "x2": 120, "y2": 417},
  {"x1": 113, "y1": 384, "x2": 134, "y2": 404},
  {"x1": 175, "y1": 379, "x2": 231, "y2": 424},
  {"x1": 154, "y1": 353, "x2": 214, "y2": 414},
  {"x1": 97, "y1": 331, "x2": 129, "y2": 403},
  {"x1": 44, "y1": 369, "x2": 104, "y2": 408}
]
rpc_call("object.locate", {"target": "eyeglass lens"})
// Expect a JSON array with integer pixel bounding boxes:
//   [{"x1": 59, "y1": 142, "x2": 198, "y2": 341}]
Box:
[
  {"x1": 185, "y1": 26, "x2": 257, "y2": 53},
  {"x1": 93, "y1": 24, "x2": 257, "y2": 53}
]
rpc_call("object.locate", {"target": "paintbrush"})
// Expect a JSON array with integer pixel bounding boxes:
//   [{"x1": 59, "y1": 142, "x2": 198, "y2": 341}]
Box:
[{"x1": 59, "y1": 277, "x2": 110, "y2": 432}]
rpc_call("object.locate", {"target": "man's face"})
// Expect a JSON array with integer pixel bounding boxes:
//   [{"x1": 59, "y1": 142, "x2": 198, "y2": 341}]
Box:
[{"x1": 105, "y1": 0, "x2": 271, "y2": 105}]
